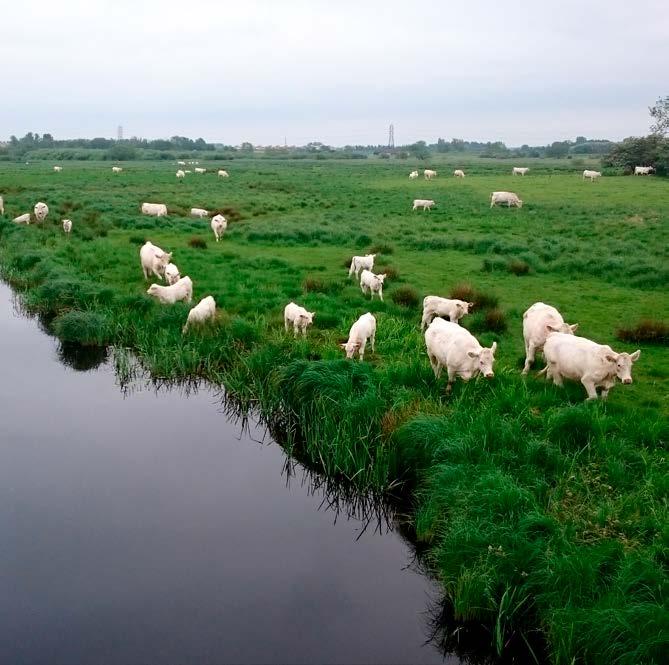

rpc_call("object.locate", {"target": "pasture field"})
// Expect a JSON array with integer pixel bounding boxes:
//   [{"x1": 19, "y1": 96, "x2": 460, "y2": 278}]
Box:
[{"x1": 0, "y1": 159, "x2": 667, "y2": 663}]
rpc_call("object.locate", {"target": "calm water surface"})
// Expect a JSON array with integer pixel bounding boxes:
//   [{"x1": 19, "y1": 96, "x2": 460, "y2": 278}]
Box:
[{"x1": 0, "y1": 282, "x2": 452, "y2": 664}]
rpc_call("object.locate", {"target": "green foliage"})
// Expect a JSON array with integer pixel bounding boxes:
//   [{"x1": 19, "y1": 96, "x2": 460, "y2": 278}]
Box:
[{"x1": 52, "y1": 310, "x2": 111, "y2": 345}]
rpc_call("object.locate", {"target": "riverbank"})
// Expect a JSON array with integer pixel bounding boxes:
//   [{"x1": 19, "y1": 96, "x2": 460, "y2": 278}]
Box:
[{"x1": 1, "y1": 160, "x2": 667, "y2": 663}]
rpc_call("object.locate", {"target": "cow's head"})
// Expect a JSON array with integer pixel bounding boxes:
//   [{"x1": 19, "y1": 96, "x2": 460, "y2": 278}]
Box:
[
  {"x1": 467, "y1": 342, "x2": 497, "y2": 378},
  {"x1": 147, "y1": 284, "x2": 161, "y2": 296},
  {"x1": 605, "y1": 349, "x2": 641, "y2": 384},
  {"x1": 547, "y1": 322, "x2": 578, "y2": 336},
  {"x1": 376, "y1": 274, "x2": 387, "y2": 283},
  {"x1": 340, "y1": 341, "x2": 360, "y2": 359},
  {"x1": 300, "y1": 312, "x2": 315, "y2": 327}
]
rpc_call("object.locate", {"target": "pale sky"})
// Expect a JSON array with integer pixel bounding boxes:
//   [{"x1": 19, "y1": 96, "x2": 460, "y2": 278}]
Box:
[{"x1": 2, "y1": 0, "x2": 667, "y2": 146}]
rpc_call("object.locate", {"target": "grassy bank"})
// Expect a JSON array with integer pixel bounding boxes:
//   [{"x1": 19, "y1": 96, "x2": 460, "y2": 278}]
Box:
[{"x1": 0, "y1": 160, "x2": 667, "y2": 663}]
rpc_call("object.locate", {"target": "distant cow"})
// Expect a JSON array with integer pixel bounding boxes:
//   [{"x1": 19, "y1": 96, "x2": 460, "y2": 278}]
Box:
[
  {"x1": 34, "y1": 202, "x2": 49, "y2": 222},
  {"x1": 53, "y1": 166, "x2": 62, "y2": 172},
  {"x1": 634, "y1": 166, "x2": 654, "y2": 175},
  {"x1": 490, "y1": 191, "x2": 523, "y2": 208},
  {"x1": 112, "y1": 166, "x2": 123, "y2": 173},
  {"x1": 211, "y1": 214, "x2": 227, "y2": 242},
  {"x1": 194, "y1": 167, "x2": 206, "y2": 174},
  {"x1": 217, "y1": 170, "x2": 229, "y2": 177},
  {"x1": 522, "y1": 302, "x2": 578, "y2": 374},
  {"x1": 0, "y1": 196, "x2": 4, "y2": 215},
  {"x1": 176, "y1": 170, "x2": 185, "y2": 179},
  {"x1": 360, "y1": 269, "x2": 386, "y2": 301},
  {"x1": 147, "y1": 276, "x2": 193, "y2": 305},
  {"x1": 413, "y1": 199, "x2": 435, "y2": 211},
  {"x1": 512, "y1": 167, "x2": 529, "y2": 176},
  {"x1": 62, "y1": 219, "x2": 72, "y2": 234},
  {"x1": 409, "y1": 170, "x2": 419, "y2": 179},
  {"x1": 191, "y1": 208, "x2": 208, "y2": 218},
  {"x1": 424, "y1": 169, "x2": 437, "y2": 180},
  {"x1": 582, "y1": 170, "x2": 601, "y2": 181},
  {"x1": 141, "y1": 202, "x2": 168, "y2": 217},
  {"x1": 177, "y1": 161, "x2": 186, "y2": 166},
  {"x1": 542, "y1": 333, "x2": 640, "y2": 400},
  {"x1": 348, "y1": 254, "x2": 376, "y2": 278},
  {"x1": 284, "y1": 302, "x2": 315, "y2": 338}
]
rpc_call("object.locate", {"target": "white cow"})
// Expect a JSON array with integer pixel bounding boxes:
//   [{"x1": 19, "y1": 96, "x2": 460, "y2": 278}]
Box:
[
  {"x1": 164, "y1": 262, "x2": 181, "y2": 285},
  {"x1": 140, "y1": 241, "x2": 173, "y2": 280},
  {"x1": 424, "y1": 169, "x2": 437, "y2": 180},
  {"x1": 582, "y1": 170, "x2": 601, "y2": 181},
  {"x1": 112, "y1": 166, "x2": 123, "y2": 173},
  {"x1": 413, "y1": 199, "x2": 435, "y2": 211},
  {"x1": 184, "y1": 170, "x2": 192, "y2": 174},
  {"x1": 542, "y1": 333, "x2": 640, "y2": 400},
  {"x1": 141, "y1": 202, "x2": 168, "y2": 217},
  {"x1": 284, "y1": 302, "x2": 315, "y2": 337},
  {"x1": 522, "y1": 302, "x2": 578, "y2": 375},
  {"x1": 453, "y1": 169, "x2": 465, "y2": 178},
  {"x1": 217, "y1": 170, "x2": 229, "y2": 177},
  {"x1": 53, "y1": 166, "x2": 62, "y2": 172},
  {"x1": 177, "y1": 161, "x2": 186, "y2": 166},
  {"x1": 13, "y1": 213, "x2": 30, "y2": 224},
  {"x1": 62, "y1": 219, "x2": 72, "y2": 234},
  {"x1": 211, "y1": 214, "x2": 228, "y2": 242},
  {"x1": 34, "y1": 202, "x2": 49, "y2": 222},
  {"x1": 425, "y1": 318, "x2": 497, "y2": 393},
  {"x1": 176, "y1": 170, "x2": 185, "y2": 179},
  {"x1": 191, "y1": 208, "x2": 208, "y2": 218},
  {"x1": 409, "y1": 170, "x2": 419, "y2": 179},
  {"x1": 360, "y1": 269, "x2": 386, "y2": 301},
  {"x1": 147, "y1": 276, "x2": 193, "y2": 304},
  {"x1": 512, "y1": 167, "x2": 529, "y2": 176},
  {"x1": 341, "y1": 312, "x2": 376, "y2": 361},
  {"x1": 491, "y1": 191, "x2": 523, "y2": 208},
  {"x1": 194, "y1": 167, "x2": 206, "y2": 174},
  {"x1": 348, "y1": 254, "x2": 376, "y2": 278},
  {"x1": 634, "y1": 166, "x2": 654, "y2": 175},
  {"x1": 421, "y1": 296, "x2": 474, "y2": 331},
  {"x1": 183, "y1": 296, "x2": 216, "y2": 333},
  {"x1": 0, "y1": 195, "x2": 4, "y2": 215}
]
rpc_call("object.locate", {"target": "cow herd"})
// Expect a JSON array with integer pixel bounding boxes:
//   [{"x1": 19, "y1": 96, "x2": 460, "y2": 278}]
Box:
[{"x1": 1, "y1": 161, "x2": 650, "y2": 402}]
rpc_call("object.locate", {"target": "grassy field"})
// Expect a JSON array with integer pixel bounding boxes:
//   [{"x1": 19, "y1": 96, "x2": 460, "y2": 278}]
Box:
[{"x1": 1, "y1": 158, "x2": 667, "y2": 663}]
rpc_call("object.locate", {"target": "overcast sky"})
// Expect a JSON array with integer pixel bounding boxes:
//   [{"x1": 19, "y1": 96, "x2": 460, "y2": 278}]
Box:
[{"x1": 2, "y1": 0, "x2": 666, "y2": 146}]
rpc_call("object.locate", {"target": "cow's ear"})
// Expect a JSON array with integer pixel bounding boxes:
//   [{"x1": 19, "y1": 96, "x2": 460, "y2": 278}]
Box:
[
  {"x1": 491, "y1": 342, "x2": 497, "y2": 354},
  {"x1": 570, "y1": 323, "x2": 579, "y2": 332},
  {"x1": 467, "y1": 351, "x2": 479, "y2": 358},
  {"x1": 630, "y1": 350, "x2": 641, "y2": 362},
  {"x1": 468, "y1": 302, "x2": 475, "y2": 309},
  {"x1": 546, "y1": 324, "x2": 559, "y2": 333},
  {"x1": 605, "y1": 353, "x2": 617, "y2": 363}
]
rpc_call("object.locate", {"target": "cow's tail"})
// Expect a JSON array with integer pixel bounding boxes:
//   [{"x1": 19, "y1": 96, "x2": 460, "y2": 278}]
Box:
[{"x1": 348, "y1": 260, "x2": 355, "y2": 277}]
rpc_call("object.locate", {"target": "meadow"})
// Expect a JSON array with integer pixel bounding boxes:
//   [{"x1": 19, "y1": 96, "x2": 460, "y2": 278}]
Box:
[{"x1": 0, "y1": 157, "x2": 667, "y2": 663}]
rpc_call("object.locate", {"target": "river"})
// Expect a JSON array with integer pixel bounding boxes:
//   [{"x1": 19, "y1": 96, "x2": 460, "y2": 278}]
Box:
[{"x1": 0, "y1": 281, "x2": 455, "y2": 664}]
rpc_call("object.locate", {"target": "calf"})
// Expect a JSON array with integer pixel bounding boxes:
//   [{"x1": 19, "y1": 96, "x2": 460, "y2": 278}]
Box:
[
  {"x1": 146, "y1": 276, "x2": 193, "y2": 304},
  {"x1": 34, "y1": 202, "x2": 49, "y2": 222},
  {"x1": 164, "y1": 262, "x2": 181, "y2": 285},
  {"x1": 348, "y1": 253, "x2": 376, "y2": 278},
  {"x1": 211, "y1": 214, "x2": 228, "y2": 242},
  {"x1": 522, "y1": 302, "x2": 578, "y2": 374},
  {"x1": 424, "y1": 169, "x2": 437, "y2": 179},
  {"x1": 341, "y1": 312, "x2": 376, "y2": 361},
  {"x1": 421, "y1": 296, "x2": 473, "y2": 330},
  {"x1": 140, "y1": 241, "x2": 173, "y2": 280},
  {"x1": 183, "y1": 296, "x2": 216, "y2": 333},
  {"x1": 453, "y1": 169, "x2": 465, "y2": 178},
  {"x1": 490, "y1": 191, "x2": 523, "y2": 208},
  {"x1": 542, "y1": 333, "x2": 640, "y2": 400},
  {"x1": 62, "y1": 219, "x2": 72, "y2": 234},
  {"x1": 284, "y1": 302, "x2": 315, "y2": 337},
  {"x1": 582, "y1": 170, "x2": 601, "y2": 181},
  {"x1": 409, "y1": 170, "x2": 419, "y2": 179},
  {"x1": 191, "y1": 208, "x2": 208, "y2": 218},
  {"x1": 360, "y1": 269, "x2": 386, "y2": 301},
  {"x1": 425, "y1": 318, "x2": 497, "y2": 393},
  {"x1": 413, "y1": 199, "x2": 435, "y2": 211}
]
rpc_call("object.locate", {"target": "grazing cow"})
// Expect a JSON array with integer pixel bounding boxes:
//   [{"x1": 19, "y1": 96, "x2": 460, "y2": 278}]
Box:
[
  {"x1": 164, "y1": 262, "x2": 181, "y2": 285},
  {"x1": 112, "y1": 166, "x2": 123, "y2": 173},
  {"x1": 348, "y1": 253, "x2": 376, "y2": 278},
  {"x1": 409, "y1": 170, "x2": 419, "y2": 179},
  {"x1": 360, "y1": 269, "x2": 386, "y2": 301},
  {"x1": 512, "y1": 167, "x2": 529, "y2": 176},
  {"x1": 413, "y1": 199, "x2": 435, "y2": 211},
  {"x1": 141, "y1": 202, "x2": 168, "y2": 217},
  {"x1": 62, "y1": 219, "x2": 72, "y2": 234},
  {"x1": 13, "y1": 213, "x2": 30, "y2": 224},
  {"x1": 34, "y1": 202, "x2": 49, "y2": 222},
  {"x1": 453, "y1": 169, "x2": 465, "y2": 178},
  {"x1": 176, "y1": 170, "x2": 185, "y2": 179},
  {"x1": 284, "y1": 302, "x2": 315, "y2": 337},
  {"x1": 0, "y1": 196, "x2": 4, "y2": 215},
  {"x1": 183, "y1": 296, "x2": 216, "y2": 333},
  {"x1": 217, "y1": 170, "x2": 229, "y2": 177},
  {"x1": 53, "y1": 166, "x2": 62, "y2": 172},
  {"x1": 191, "y1": 208, "x2": 208, "y2": 218},
  {"x1": 140, "y1": 241, "x2": 172, "y2": 280},
  {"x1": 541, "y1": 333, "x2": 640, "y2": 400},
  {"x1": 490, "y1": 191, "x2": 523, "y2": 208},
  {"x1": 341, "y1": 312, "x2": 376, "y2": 361},
  {"x1": 194, "y1": 167, "x2": 206, "y2": 174},
  {"x1": 582, "y1": 170, "x2": 601, "y2": 181},
  {"x1": 211, "y1": 214, "x2": 227, "y2": 242},
  {"x1": 522, "y1": 302, "x2": 578, "y2": 374},
  {"x1": 424, "y1": 169, "x2": 437, "y2": 180},
  {"x1": 184, "y1": 170, "x2": 192, "y2": 174},
  {"x1": 421, "y1": 296, "x2": 474, "y2": 330},
  {"x1": 634, "y1": 166, "x2": 654, "y2": 175},
  {"x1": 147, "y1": 276, "x2": 193, "y2": 305},
  {"x1": 425, "y1": 318, "x2": 497, "y2": 393},
  {"x1": 177, "y1": 161, "x2": 186, "y2": 166}
]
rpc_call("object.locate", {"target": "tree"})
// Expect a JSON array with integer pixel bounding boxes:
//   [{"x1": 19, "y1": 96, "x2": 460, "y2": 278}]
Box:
[{"x1": 649, "y1": 95, "x2": 669, "y2": 136}]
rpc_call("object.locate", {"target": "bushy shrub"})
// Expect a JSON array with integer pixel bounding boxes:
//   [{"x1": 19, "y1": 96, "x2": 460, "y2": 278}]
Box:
[
  {"x1": 188, "y1": 237, "x2": 207, "y2": 249},
  {"x1": 368, "y1": 242, "x2": 395, "y2": 255},
  {"x1": 508, "y1": 260, "x2": 530, "y2": 275},
  {"x1": 616, "y1": 319, "x2": 669, "y2": 345},
  {"x1": 377, "y1": 264, "x2": 400, "y2": 280},
  {"x1": 450, "y1": 282, "x2": 499, "y2": 310},
  {"x1": 303, "y1": 276, "x2": 339, "y2": 293},
  {"x1": 391, "y1": 285, "x2": 420, "y2": 308}
]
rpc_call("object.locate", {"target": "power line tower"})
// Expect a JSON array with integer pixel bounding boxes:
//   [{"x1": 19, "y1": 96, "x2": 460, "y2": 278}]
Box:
[
  {"x1": 388, "y1": 123, "x2": 395, "y2": 149},
  {"x1": 117, "y1": 125, "x2": 124, "y2": 141}
]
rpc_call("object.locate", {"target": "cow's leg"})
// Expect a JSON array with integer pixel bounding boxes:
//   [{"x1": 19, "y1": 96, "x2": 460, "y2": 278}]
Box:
[
  {"x1": 428, "y1": 351, "x2": 438, "y2": 376},
  {"x1": 293, "y1": 322, "x2": 299, "y2": 338},
  {"x1": 358, "y1": 340, "x2": 366, "y2": 362},
  {"x1": 378, "y1": 287, "x2": 383, "y2": 302},
  {"x1": 581, "y1": 376, "x2": 598, "y2": 400},
  {"x1": 522, "y1": 341, "x2": 536, "y2": 375},
  {"x1": 370, "y1": 331, "x2": 375, "y2": 353},
  {"x1": 284, "y1": 316, "x2": 289, "y2": 332},
  {"x1": 446, "y1": 367, "x2": 456, "y2": 393}
]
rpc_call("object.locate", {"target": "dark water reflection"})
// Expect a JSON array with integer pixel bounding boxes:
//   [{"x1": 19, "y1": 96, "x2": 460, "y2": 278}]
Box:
[{"x1": 0, "y1": 282, "x2": 455, "y2": 665}]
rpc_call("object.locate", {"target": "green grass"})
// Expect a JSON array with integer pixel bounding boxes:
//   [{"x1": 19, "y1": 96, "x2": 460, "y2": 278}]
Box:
[{"x1": 0, "y1": 159, "x2": 667, "y2": 663}]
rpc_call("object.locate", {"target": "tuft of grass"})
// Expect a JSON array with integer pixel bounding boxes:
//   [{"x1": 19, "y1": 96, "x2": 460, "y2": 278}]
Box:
[
  {"x1": 188, "y1": 236, "x2": 208, "y2": 249},
  {"x1": 617, "y1": 319, "x2": 669, "y2": 345},
  {"x1": 391, "y1": 285, "x2": 420, "y2": 308},
  {"x1": 52, "y1": 310, "x2": 111, "y2": 345},
  {"x1": 508, "y1": 259, "x2": 531, "y2": 276},
  {"x1": 450, "y1": 282, "x2": 499, "y2": 310},
  {"x1": 369, "y1": 242, "x2": 395, "y2": 255},
  {"x1": 377, "y1": 264, "x2": 400, "y2": 280}
]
